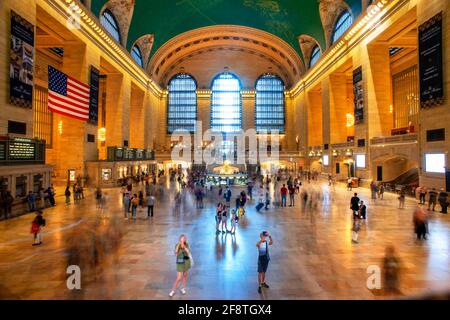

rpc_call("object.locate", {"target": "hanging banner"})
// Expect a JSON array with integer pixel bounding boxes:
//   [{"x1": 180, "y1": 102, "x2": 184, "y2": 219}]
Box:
[
  {"x1": 89, "y1": 66, "x2": 100, "y2": 124},
  {"x1": 353, "y1": 66, "x2": 364, "y2": 125},
  {"x1": 9, "y1": 10, "x2": 34, "y2": 108},
  {"x1": 419, "y1": 11, "x2": 443, "y2": 108}
]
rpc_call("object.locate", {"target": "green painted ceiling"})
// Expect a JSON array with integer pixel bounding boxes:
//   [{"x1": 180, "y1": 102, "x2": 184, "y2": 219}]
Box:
[{"x1": 91, "y1": 0, "x2": 362, "y2": 59}]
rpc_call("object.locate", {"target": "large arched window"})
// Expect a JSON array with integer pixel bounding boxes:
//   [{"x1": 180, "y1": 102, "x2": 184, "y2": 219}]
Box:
[
  {"x1": 255, "y1": 74, "x2": 285, "y2": 133},
  {"x1": 331, "y1": 10, "x2": 353, "y2": 44},
  {"x1": 131, "y1": 45, "x2": 144, "y2": 67},
  {"x1": 210, "y1": 73, "x2": 242, "y2": 133},
  {"x1": 100, "y1": 9, "x2": 121, "y2": 43},
  {"x1": 167, "y1": 74, "x2": 197, "y2": 133},
  {"x1": 309, "y1": 45, "x2": 321, "y2": 68}
]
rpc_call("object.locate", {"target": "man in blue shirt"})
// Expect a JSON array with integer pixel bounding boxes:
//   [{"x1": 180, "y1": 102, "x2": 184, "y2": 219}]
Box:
[{"x1": 256, "y1": 231, "x2": 273, "y2": 294}]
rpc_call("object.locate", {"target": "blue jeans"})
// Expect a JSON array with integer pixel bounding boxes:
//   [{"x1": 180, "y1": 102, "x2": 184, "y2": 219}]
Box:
[
  {"x1": 132, "y1": 205, "x2": 137, "y2": 218},
  {"x1": 281, "y1": 195, "x2": 287, "y2": 207}
]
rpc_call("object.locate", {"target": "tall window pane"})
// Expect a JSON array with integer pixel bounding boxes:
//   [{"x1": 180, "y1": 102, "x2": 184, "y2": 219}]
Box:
[
  {"x1": 167, "y1": 74, "x2": 197, "y2": 133},
  {"x1": 255, "y1": 74, "x2": 285, "y2": 133},
  {"x1": 33, "y1": 85, "x2": 53, "y2": 148},
  {"x1": 211, "y1": 73, "x2": 242, "y2": 133},
  {"x1": 131, "y1": 45, "x2": 143, "y2": 67},
  {"x1": 309, "y1": 45, "x2": 321, "y2": 68},
  {"x1": 331, "y1": 10, "x2": 353, "y2": 44},
  {"x1": 100, "y1": 10, "x2": 121, "y2": 43}
]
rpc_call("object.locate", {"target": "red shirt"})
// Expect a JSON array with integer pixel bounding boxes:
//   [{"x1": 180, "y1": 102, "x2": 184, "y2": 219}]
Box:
[{"x1": 281, "y1": 187, "x2": 288, "y2": 195}]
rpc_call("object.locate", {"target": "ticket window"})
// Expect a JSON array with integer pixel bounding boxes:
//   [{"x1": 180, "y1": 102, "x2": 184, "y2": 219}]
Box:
[
  {"x1": 33, "y1": 174, "x2": 43, "y2": 193},
  {"x1": 15, "y1": 176, "x2": 27, "y2": 198}
]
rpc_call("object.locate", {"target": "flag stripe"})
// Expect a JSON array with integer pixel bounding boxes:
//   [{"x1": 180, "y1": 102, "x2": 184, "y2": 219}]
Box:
[
  {"x1": 66, "y1": 88, "x2": 90, "y2": 104},
  {"x1": 49, "y1": 103, "x2": 89, "y2": 119},
  {"x1": 67, "y1": 84, "x2": 89, "y2": 100},
  {"x1": 48, "y1": 107, "x2": 90, "y2": 121},
  {"x1": 68, "y1": 76, "x2": 90, "y2": 90},
  {"x1": 49, "y1": 92, "x2": 89, "y2": 110},
  {"x1": 48, "y1": 96, "x2": 89, "y2": 115},
  {"x1": 49, "y1": 102, "x2": 89, "y2": 117}
]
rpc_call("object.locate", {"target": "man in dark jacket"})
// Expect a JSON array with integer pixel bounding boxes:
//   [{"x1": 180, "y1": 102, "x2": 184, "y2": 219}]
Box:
[
  {"x1": 350, "y1": 193, "x2": 360, "y2": 218},
  {"x1": 438, "y1": 189, "x2": 449, "y2": 214}
]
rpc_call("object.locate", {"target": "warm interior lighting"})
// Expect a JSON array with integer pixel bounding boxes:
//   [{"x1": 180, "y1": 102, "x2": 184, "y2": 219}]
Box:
[
  {"x1": 346, "y1": 113, "x2": 355, "y2": 127},
  {"x1": 58, "y1": 120, "x2": 63, "y2": 135},
  {"x1": 98, "y1": 127, "x2": 106, "y2": 142}
]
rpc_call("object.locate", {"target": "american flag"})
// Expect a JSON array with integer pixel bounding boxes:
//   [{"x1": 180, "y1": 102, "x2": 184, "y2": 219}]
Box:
[{"x1": 48, "y1": 66, "x2": 90, "y2": 121}]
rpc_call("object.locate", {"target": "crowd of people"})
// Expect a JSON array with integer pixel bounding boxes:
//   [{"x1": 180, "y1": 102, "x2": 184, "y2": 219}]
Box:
[{"x1": 1, "y1": 165, "x2": 447, "y2": 298}]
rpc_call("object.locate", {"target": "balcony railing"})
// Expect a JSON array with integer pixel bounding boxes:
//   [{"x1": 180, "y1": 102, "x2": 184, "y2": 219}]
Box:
[{"x1": 370, "y1": 134, "x2": 418, "y2": 146}]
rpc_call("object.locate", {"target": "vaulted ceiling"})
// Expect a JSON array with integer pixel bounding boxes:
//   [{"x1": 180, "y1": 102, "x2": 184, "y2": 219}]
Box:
[
  {"x1": 91, "y1": 0, "x2": 362, "y2": 57},
  {"x1": 89, "y1": 0, "x2": 366, "y2": 88}
]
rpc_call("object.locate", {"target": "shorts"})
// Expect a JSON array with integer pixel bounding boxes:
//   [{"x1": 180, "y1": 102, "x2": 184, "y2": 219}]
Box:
[{"x1": 258, "y1": 256, "x2": 270, "y2": 273}]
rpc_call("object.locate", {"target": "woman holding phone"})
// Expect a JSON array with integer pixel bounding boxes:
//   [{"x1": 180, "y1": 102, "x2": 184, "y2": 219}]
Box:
[{"x1": 169, "y1": 234, "x2": 192, "y2": 297}]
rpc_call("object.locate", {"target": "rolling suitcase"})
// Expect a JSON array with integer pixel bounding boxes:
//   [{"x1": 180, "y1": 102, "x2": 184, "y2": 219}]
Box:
[{"x1": 256, "y1": 202, "x2": 264, "y2": 212}]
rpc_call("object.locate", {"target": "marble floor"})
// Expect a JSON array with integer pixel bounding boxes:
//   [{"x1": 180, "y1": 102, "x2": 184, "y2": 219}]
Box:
[{"x1": 0, "y1": 179, "x2": 449, "y2": 300}]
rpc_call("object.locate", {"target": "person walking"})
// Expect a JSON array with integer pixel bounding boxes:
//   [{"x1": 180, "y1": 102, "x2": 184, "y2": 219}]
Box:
[
  {"x1": 379, "y1": 184, "x2": 385, "y2": 200},
  {"x1": 350, "y1": 193, "x2": 360, "y2": 217},
  {"x1": 438, "y1": 189, "x2": 449, "y2": 214},
  {"x1": 31, "y1": 211, "x2": 46, "y2": 246},
  {"x1": 131, "y1": 194, "x2": 139, "y2": 220},
  {"x1": 265, "y1": 187, "x2": 270, "y2": 210},
  {"x1": 147, "y1": 194, "x2": 155, "y2": 218},
  {"x1": 347, "y1": 177, "x2": 353, "y2": 191},
  {"x1": 398, "y1": 189, "x2": 406, "y2": 209},
  {"x1": 95, "y1": 187, "x2": 103, "y2": 209},
  {"x1": 359, "y1": 200, "x2": 367, "y2": 220},
  {"x1": 169, "y1": 234, "x2": 192, "y2": 297},
  {"x1": 428, "y1": 188, "x2": 438, "y2": 211},
  {"x1": 288, "y1": 184, "x2": 296, "y2": 207},
  {"x1": 123, "y1": 191, "x2": 131, "y2": 219},
  {"x1": 224, "y1": 186, "x2": 232, "y2": 207},
  {"x1": 221, "y1": 206, "x2": 228, "y2": 233},
  {"x1": 419, "y1": 186, "x2": 427, "y2": 205},
  {"x1": 383, "y1": 245, "x2": 401, "y2": 295},
  {"x1": 27, "y1": 191, "x2": 36, "y2": 212},
  {"x1": 370, "y1": 181, "x2": 377, "y2": 200},
  {"x1": 247, "y1": 180, "x2": 253, "y2": 200},
  {"x1": 413, "y1": 205, "x2": 428, "y2": 240},
  {"x1": 280, "y1": 184, "x2": 288, "y2": 207},
  {"x1": 2, "y1": 191, "x2": 14, "y2": 219},
  {"x1": 65, "y1": 186, "x2": 71, "y2": 206},
  {"x1": 46, "y1": 187, "x2": 55, "y2": 206},
  {"x1": 215, "y1": 203, "x2": 223, "y2": 234},
  {"x1": 230, "y1": 209, "x2": 239, "y2": 234},
  {"x1": 256, "y1": 231, "x2": 273, "y2": 294},
  {"x1": 351, "y1": 213, "x2": 362, "y2": 244}
]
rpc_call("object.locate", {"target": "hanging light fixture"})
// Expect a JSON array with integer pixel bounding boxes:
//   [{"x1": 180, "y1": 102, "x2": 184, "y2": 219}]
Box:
[{"x1": 346, "y1": 113, "x2": 355, "y2": 127}]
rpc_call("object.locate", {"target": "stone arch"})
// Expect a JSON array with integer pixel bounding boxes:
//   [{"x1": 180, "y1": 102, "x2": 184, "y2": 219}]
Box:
[
  {"x1": 100, "y1": 0, "x2": 135, "y2": 47},
  {"x1": 131, "y1": 34, "x2": 154, "y2": 68},
  {"x1": 319, "y1": 0, "x2": 353, "y2": 49},
  {"x1": 298, "y1": 34, "x2": 323, "y2": 69}
]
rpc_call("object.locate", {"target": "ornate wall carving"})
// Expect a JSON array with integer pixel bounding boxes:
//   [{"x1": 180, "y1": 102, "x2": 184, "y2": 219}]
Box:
[
  {"x1": 319, "y1": 0, "x2": 352, "y2": 49},
  {"x1": 132, "y1": 34, "x2": 154, "y2": 68},
  {"x1": 298, "y1": 34, "x2": 322, "y2": 69},
  {"x1": 100, "y1": 0, "x2": 135, "y2": 47}
]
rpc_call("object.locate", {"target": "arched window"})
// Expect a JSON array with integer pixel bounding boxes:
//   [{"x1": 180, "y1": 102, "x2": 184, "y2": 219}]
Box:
[
  {"x1": 100, "y1": 9, "x2": 121, "y2": 43},
  {"x1": 131, "y1": 45, "x2": 144, "y2": 67},
  {"x1": 210, "y1": 73, "x2": 242, "y2": 133},
  {"x1": 255, "y1": 74, "x2": 285, "y2": 133},
  {"x1": 309, "y1": 45, "x2": 321, "y2": 68},
  {"x1": 167, "y1": 74, "x2": 197, "y2": 133},
  {"x1": 331, "y1": 10, "x2": 353, "y2": 44}
]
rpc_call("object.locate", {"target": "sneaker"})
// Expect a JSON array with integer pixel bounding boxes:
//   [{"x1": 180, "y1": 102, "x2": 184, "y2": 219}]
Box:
[
  {"x1": 258, "y1": 286, "x2": 262, "y2": 294},
  {"x1": 169, "y1": 290, "x2": 175, "y2": 297},
  {"x1": 180, "y1": 288, "x2": 186, "y2": 295},
  {"x1": 262, "y1": 283, "x2": 270, "y2": 288}
]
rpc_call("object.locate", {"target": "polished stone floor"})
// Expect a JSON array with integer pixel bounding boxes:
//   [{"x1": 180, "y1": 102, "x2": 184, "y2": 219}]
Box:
[{"x1": 0, "y1": 178, "x2": 449, "y2": 300}]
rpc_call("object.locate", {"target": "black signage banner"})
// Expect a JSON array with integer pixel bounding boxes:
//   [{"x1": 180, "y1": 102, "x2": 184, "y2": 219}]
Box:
[
  {"x1": 353, "y1": 66, "x2": 364, "y2": 125},
  {"x1": 9, "y1": 10, "x2": 34, "y2": 108},
  {"x1": 89, "y1": 66, "x2": 100, "y2": 124},
  {"x1": 419, "y1": 12, "x2": 444, "y2": 108}
]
